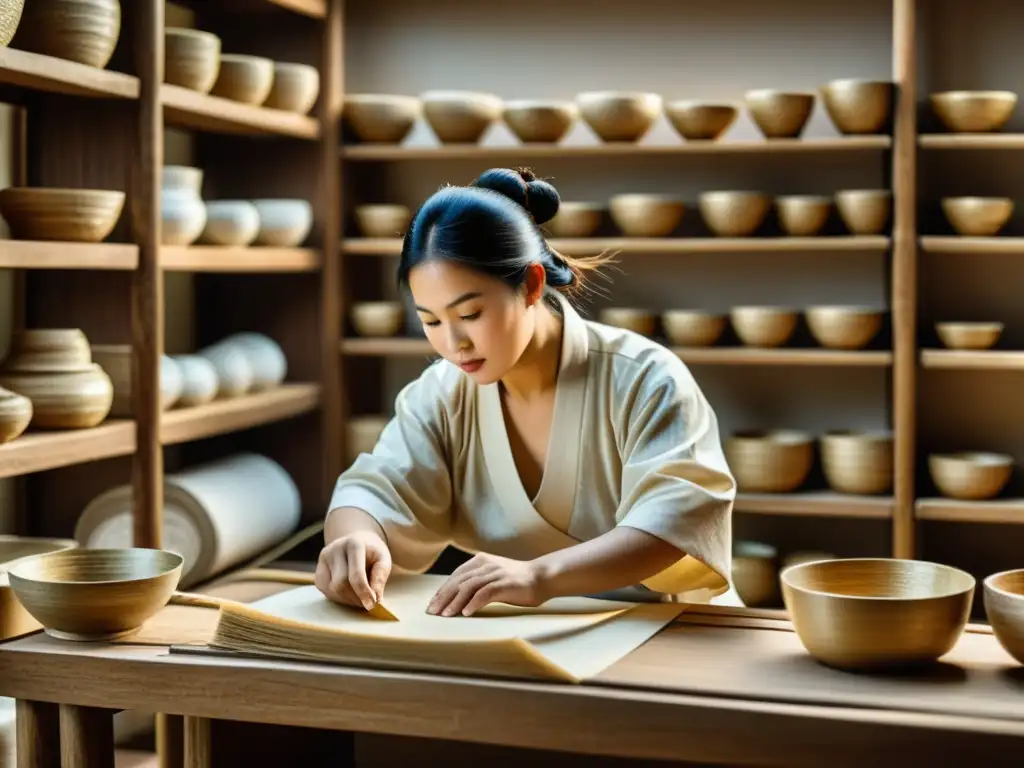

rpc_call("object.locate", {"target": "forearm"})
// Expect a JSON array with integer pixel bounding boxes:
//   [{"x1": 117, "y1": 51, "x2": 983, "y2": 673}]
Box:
[
  {"x1": 324, "y1": 506, "x2": 387, "y2": 545},
  {"x1": 532, "y1": 525, "x2": 683, "y2": 599}
]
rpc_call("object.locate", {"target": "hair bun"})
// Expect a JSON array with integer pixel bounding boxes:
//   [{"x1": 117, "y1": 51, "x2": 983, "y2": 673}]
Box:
[{"x1": 471, "y1": 167, "x2": 561, "y2": 226}]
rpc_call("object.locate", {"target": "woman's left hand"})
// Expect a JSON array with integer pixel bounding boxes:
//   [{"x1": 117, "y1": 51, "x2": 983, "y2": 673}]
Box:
[{"x1": 427, "y1": 553, "x2": 548, "y2": 617}]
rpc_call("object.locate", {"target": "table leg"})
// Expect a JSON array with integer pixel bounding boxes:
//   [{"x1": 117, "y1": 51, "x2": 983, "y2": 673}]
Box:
[
  {"x1": 156, "y1": 714, "x2": 183, "y2": 768},
  {"x1": 183, "y1": 717, "x2": 210, "y2": 768},
  {"x1": 16, "y1": 700, "x2": 60, "y2": 768},
  {"x1": 58, "y1": 705, "x2": 114, "y2": 768}
]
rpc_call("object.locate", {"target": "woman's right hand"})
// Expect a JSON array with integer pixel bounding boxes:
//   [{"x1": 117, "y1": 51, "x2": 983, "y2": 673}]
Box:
[{"x1": 315, "y1": 530, "x2": 393, "y2": 611}]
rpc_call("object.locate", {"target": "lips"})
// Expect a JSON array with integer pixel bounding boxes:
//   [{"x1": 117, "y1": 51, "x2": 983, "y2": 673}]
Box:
[{"x1": 458, "y1": 359, "x2": 484, "y2": 373}]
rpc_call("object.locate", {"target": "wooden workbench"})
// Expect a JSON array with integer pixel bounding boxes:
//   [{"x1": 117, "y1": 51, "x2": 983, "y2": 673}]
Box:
[{"x1": 0, "y1": 606, "x2": 1022, "y2": 767}]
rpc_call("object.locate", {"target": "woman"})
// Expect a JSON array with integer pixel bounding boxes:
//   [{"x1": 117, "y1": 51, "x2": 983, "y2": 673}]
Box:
[{"x1": 316, "y1": 167, "x2": 738, "y2": 617}]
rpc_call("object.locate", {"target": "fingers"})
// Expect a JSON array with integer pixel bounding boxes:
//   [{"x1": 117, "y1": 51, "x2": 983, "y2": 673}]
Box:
[
  {"x1": 427, "y1": 558, "x2": 490, "y2": 615},
  {"x1": 367, "y1": 546, "x2": 392, "y2": 600},
  {"x1": 345, "y1": 538, "x2": 377, "y2": 611},
  {"x1": 436, "y1": 573, "x2": 496, "y2": 617},
  {"x1": 314, "y1": 540, "x2": 380, "y2": 611},
  {"x1": 460, "y1": 581, "x2": 504, "y2": 617}
]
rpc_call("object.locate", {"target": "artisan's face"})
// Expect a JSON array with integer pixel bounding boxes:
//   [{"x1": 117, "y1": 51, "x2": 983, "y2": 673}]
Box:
[{"x1": 408, "y1": 258, "x2": 543, "y2": 385}]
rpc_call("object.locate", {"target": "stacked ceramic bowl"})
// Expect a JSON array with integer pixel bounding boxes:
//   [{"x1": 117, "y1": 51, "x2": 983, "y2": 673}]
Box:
[
  {"x1": 167, "y1": 332, "x2": 288, "y2": 408},
  {"x1": 0, "y1": 329, "x2": 113, "y2": 431}
]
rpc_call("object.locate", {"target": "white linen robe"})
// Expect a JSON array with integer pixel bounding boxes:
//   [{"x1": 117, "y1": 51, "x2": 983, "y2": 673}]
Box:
[{"x1": 329, "y1": 291, "x2": 737, "y2": 604}]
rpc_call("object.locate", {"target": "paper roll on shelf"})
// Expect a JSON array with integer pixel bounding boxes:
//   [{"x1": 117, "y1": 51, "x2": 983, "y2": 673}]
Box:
[{"x1": 75, "y1": 453, "x2": 302, "y2": 588}]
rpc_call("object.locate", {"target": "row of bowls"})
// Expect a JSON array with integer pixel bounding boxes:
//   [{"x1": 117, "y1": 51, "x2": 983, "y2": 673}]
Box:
[
  {"x1": 343, "y1": 80, "x2": 894, "y2": 146},
  {"x1": 603, "y1": 305, "x2": 884, "y2": 351},
  {"x1": 351, "y1": 190, "x2": 892, "y2": 242},
  {"x1": 727, "y1": 429, "x2": 893, "y2": 496},
  {"x1": 9, "y1": 545, "x2": 1024, "y2": 675},
  {"x1": 165, "y1": 27, "x2": 320, "y2": 114},
  {"x1": 163, "y1": 165, "x2": 313, "y2": 248}
]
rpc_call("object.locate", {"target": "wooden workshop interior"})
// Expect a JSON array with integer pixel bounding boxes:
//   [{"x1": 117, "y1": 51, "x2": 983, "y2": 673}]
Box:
[{"x1": 0, "y1": 0, "x2": 1022, "y2": 764}]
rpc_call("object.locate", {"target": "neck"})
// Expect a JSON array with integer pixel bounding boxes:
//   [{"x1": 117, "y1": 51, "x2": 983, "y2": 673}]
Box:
[{"x1": 500, "y1": 298, "x2": 563, "y2": 403}]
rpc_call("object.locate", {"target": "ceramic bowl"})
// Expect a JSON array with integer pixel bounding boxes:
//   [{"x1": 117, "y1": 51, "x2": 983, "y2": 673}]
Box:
[
  {"x1": 162, "y1": 165, "x2": 204, "y2": 194},
  {"x1": 941, "y1": 197, "x2": 1014, "y2": 237},
  {"x1": 196, "y1": 344, "x2": 254, "y2": 397},
  {"x1": 503, "y1": 100, "x2": 578, "y2": 143},
  {"x1": 264, "y1": 61, "x2": 320, "y2": 114},
  {"x1": 664, "y1": 101, "x2": 738, "y2": 141},
  {"x1": 199, "y1": 200, "x2": 261, "y2": 246},
  {"x1": 169, "y1": 354, "x2": 219, "y2": 408},
  {"x1": 724, "y1": 429, "x2": 815, "y2": 493},
  {"x1": 819, "y1": 79, "x2": 893, "y2": 134},
  {"x1": 216, "y1": 332, "x2": 287, "y2": 390},
  {"x1": 984, "y1": 569, "x2": 1024, "y2": 666},
  {"x1": 928, "y1": 452, "x2": 1013, "y2": 501},
  {"x1": 576, "y1": 91, "x2": 662, "y2": 142},
  {"x1": 421, "y1": 90, "x2": 503, "y2": 144},
  {"x1": 598, "y1": 307, "x2": 656, "y2": 336},
  {"x1": 343, "y1": 94, "x2": 421, "y2": 144},
  {"x1": 745, "y1": 89, "x2": 815, "y2": 138},
  {"x1": 731, "y1": 541, "x2": 778, "y2": 608},
  {"x1": 164, "y1": 27, "x2": 221, "y2": 93},
  {"x1": 351, "y1": 302, "x2": 403, "y2": 337},
  {"x1": 820, "y1": 429, "x2": 894, "y2": 495},
  {"x1": 354, "y1": 204, "x2": 412, "y2": 239},
  {"x1": 835, "y1": 189, "x2": 892, "y2": 235},
  {"x1": 16, "y1": 0, "x2": 121, "y2": 68},
  {"x1": 252, "y1": 199, "x2": 313, "y2": 247},
  {"x1": 660, "y1": 310, "x2": 726, "y2": 347},
  {"x1": 0, "y1": 187, "x2": 125, "y2": 243},
  {"x1": 0, "y1": 388, "x2": 31, "y2": 444},
  {"x1": 774, "y1": 195, "x2": 831, "y2": 237},
  {"x1": 7, "y1": 547, "x2": 184, "y2": 641},
  {"x1": 729, "y1": 306, "x2": 798, "y2": 348},
  {"x1": 699, "y1": 191, "x2": 771, "y2": 237},
  {"x1": 346, "y1": 415, "x2": 390, "y2": 464},
  {"x1": 804, "y1": 305, "x2": 883, "y2": 350},
  {"x1": 935, "y1": 321, "x2": 1003, "y2": 350},
  {"x1": 609, "y1": 194, "x2": 685, "y2": 237},
  {"x1": 781, "y1": 558, "x2": 975, "y2": 671},
  {"x1": 545, "y1": 202, "x2": 604, "y2": 238},
  {"x1": 210, "y1": 53, "x2": 274, "y2": 105},
  {"x1": 930, "y1": 91, "x2": 1017, "y2": 133},
  {"x1": 0, "y1": 363, "x2": 114, "y2": 429}
]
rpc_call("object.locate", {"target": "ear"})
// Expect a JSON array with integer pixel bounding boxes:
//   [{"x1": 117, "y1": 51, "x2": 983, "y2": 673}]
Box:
[{"x1": 523, "y1": 262, "x2": 546, "y2": 306}]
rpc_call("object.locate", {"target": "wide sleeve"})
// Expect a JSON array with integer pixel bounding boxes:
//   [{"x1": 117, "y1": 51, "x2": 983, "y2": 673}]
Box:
[
  {"x1": 327, "y1": 366, "x2": 459, "y2": 573},
  {"x1": 613, "y1": 353, "x2": 736, "y2": 600}
]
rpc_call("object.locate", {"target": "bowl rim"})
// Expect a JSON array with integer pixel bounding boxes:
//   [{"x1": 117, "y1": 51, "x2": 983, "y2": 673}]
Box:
[
  {"x1": 935, "y1": 321, "x2": 1005, "y2": 331},
  {"x1": 7, "y1": 547, "x2": 184, "y2": 587},
  {"x1": 928, "y1": 450, "x2": 1014, "y2": 466},
  {"x1": 930, "y1": 90, "x2": 1018, "y2": 101},
  {"x1": 983, "y1": 568, "x2": 1024, "y2": 598},
  {"x1": 664, "y1": 99, "x2": 739, "y2": 111},
  {"x1": 780, "y1": 557, "x2": 976, "y2": 601}
]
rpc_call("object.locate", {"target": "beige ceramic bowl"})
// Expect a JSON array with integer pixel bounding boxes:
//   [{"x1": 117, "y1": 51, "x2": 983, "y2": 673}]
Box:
[
  {"x1": 664, "y1": 101, "x2": 738, "y2": 141},
  {"x1": 252, "y1": 199, "x2": 313, "y2": 247},
  {"x1": 0, "y1": 0, "x2": 23, "y2": 47},
  {"x1": 724, "y1": 429, "x2": 815, "y2": 493},
  {"x1": 745, "y1": 89, "x2": 815, "y2": 138},
  {"x1": 503, "y1": 100, "x2": 578, "y2": 143},
  {"x1": 0, "y1": 364, "x2": 114, "y2": 430},
  {"x1": 782, "y1": 558, "x2": 975, "y2": 671},
  {"x1": 421, "y1": 90, "x2": 502, "y2": 144},
  {"x1": 699, "y1": 191, "x2": 771, "y2": 237},
  {"x1": 7, "y1": 548, "x2": 184, "y2": 641},
  {"x1": 354, "y1": 204, "x2": 412, "y2": 239},
  {"x1": 546, "y1": 202, "x2": 604, "y2": 238},
  {"x1": 0, "y1": 187, "x2": 125, "y2": 243},
  {"x1": 199, "y1": 201, "x2": 260, "y2": 246},
  {"x1": 351, "y1": 302, "x2": 403, "y2": 337},
  {"x1": 264, "y1": 62, "x2": 320, "y2": 114},
  {"x1": 731, "y1": 541, "x2": 779, "y2": 608},
  {"x1": 805, "y1": 305, "x2": 883, "y2": 350},
  {"x1": 729, "y1": 306, "x2": 798, "y2": 348},
  {"x1": 0, "y1": 388, "x2": 31, "y2": 444},
  {"x1": 935, "y1": 321, "x2": 1003, "y2": 350},
  {"x1": 835, "y1": 189, "x2": 892, "y2": 235},
  {"x1": 775, "y1": 195, "x2": 831, "y2": 237},
  {"x1": 599, "y1": 307, "x2": 656, "y2": 336},
  {"x1": 343, "y1": 94, "x2": 421, "y2": 144},
  {"x1": 819, "y1": 79, "x2": 893, "y2": 135},
  {"x1": 928, "y1": 452, "x2": 1013, "y2": 501},
  {"x1": 609, "y1": 194, "x2": 685, "y2": 237},
  {"x1": 941, "y1": 197, "x2": 1013, "y2": 237},
  {"x1": 165, "y1": 27, "x2": 221, "y2": 94},
  {"x1": 576, "y1": 91, "x2": 662, "y2": 142},
  {"x1": 820, "y1": 429, "x2": 894, "y2": 495},
  {"x1": 984, "y1": 570, "x2": 1024, "y2": 666},
  {"x1": 660, "y1": 310, "x2": 726, "y2": 347},
  {"x1": 210, "y1": 53, "x2": 274, "y2": 105},
  {"x1": 930, "y1": 91, "x2": 1017, "y2": 133}
]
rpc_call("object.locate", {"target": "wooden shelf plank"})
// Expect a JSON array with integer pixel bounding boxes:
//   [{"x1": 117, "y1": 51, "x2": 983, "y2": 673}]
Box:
[
  {"x1": 916, "y1": 498, "x2": 1024, "y2": 524},
  {"x1": 160, "y1": 383, "x2": 320, "y2": 445},
  {"x1": 736, "y1": 492, "x2": 894, "y2": 518},
  {"x1": 920, "y1": 350, "x2": 1024, "y2": 370},
  {"x1": 172, "y1": 0, "x2": 325, "y2": 17},
  {"x1": 161, "y1": 247, "x2": 321, "y2": 272},
  {"x1": 919, "y1": 133, "x2": 1024, "y2": 149},
  {"x1": 342, "y1": 136, "x2": 892, "y2": 160},
  {"x1": 0, "y1": 47, "x2": 139, "y2": 99},
  {"x1": 344, "y1": 236, "x2": 891, "y2": 256},
  {"x1": 0, "y1": 241, "x2": 138, "y2": 270},
  {"x1": 920, "y1": 236, "x2": 1024, "y2": 254},
  {"x1": 340, "y1": 338, "x2": 892, "y2": 367},
  {"x1": 0, "y1": 420, "x2": 135, "y2": 479},
  {"x1": 161, "y1": 85, "x2": 320, "y2": 139}
]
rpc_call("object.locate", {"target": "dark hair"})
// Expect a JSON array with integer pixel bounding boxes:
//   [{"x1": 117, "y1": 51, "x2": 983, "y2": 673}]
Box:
[{"x1": 397, "y1": 167, "x2": 614, "y2": 299}]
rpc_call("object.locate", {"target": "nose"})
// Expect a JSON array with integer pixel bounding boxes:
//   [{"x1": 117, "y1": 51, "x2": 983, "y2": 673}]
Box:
[{"x1": 446, "y1": 325, "x2": 471, "y2": 354}]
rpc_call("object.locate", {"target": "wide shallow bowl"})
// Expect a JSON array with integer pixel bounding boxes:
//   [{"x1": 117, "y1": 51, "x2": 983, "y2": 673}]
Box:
[
  {"x1": 354, "y1": 204, "x2": 411, "y2": 239},
  {"x1": 781, "y1": 558, "x2": 975, "y2": 671},
  {"x1": 984, "y1": 569, "x2": 1024, "y2": 666},
  {"x1": 935, "y1": 321, "x2": 1003, "y2": 350},
  {"x1": 351, "y1": 301, "x2": 403, "y2": 337},
  {"x1": 7, "y1": 547, "x2": 183, "y2": 641},
  {"x1": 805, "y1": 305, "x2": 883, "y2": 350},
  {"x1": 941, "y1": 197, "x2": 1013, "y2": 237},
  {"x1": 598, "y1": 307, "x2": 656, "y2": 336},
  {"x1": 609, "y1": 194, "x2": 685, "y2": 237},
  {"x1": 819, "y1": 79, "x2": 893, "y2": 134},
  {"x1": 576, "y1": 91, "x2": 662, "y2": 142},
  {"x1": 343, "y1": 94, "x2": 421, "y2": 144},
  {"x1": 664, "y1": 101, "x2": 737, "y2": 141},
  {"x1": 928, "y1": 451, "x2": 1013, "y2": 501},
  {"x1": 930, "y1": 90, "x2": 1017, "y2": 133},
  {"x1": 502, "y1": 100, "x2": 578, "y2": 143},
  {"x1": 0, "y1": 187, "x2": 125, "y2": 242},
  {"x1": 421, "y1": 90, "x2": 502, "y2": 144}
]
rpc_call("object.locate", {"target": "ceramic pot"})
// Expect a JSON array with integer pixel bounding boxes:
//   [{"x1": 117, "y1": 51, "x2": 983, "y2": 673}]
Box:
[
  {"x1": 0, "y1": 0, "x2": 25, "y2": 47},
  {"x1": 0, "y1": 364, "x2": 113, "y2": 429},
  {"x1": 162, "y1": 166, "x2": 206, "y2": 246},
  {"x1": 15, "y1": 0, "x2": 121, "y2": 68},
  {"x1": 0, "y1": 388, "x2": 31, "y2": 443}
]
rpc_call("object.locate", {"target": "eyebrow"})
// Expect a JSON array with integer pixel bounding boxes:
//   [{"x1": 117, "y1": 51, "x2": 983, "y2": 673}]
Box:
[{"x1": 415, "y1": 291, "x2": 482, "y2": 313}]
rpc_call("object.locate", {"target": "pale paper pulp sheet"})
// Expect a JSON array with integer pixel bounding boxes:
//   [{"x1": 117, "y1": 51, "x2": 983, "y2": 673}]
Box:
[{"x1": 208, "y1": 573, "x2": 685, "y2": 683}]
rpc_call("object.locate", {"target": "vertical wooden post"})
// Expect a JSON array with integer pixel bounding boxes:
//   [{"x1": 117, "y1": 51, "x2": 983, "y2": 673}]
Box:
[
  {"x1": 321, "y1": 0, "x2": 345, "y2": 506},
  {"x1": 891, "y1": 0, "x2": 917, "y2": 560},
  {"x1": 130, "y1": 0, "x2": 164, "y2": 549}
]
